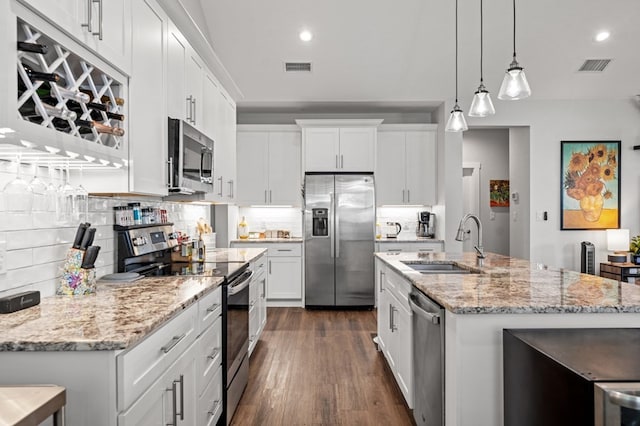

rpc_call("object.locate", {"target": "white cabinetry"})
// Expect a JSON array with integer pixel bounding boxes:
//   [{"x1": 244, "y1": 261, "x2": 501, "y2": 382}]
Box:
[
  {"x1": 376, "y1": 124, "x2": 437, "y2": 206},
  {"x1": 376, "y1": 261, "x2": 413, "y2": 408},
  {"x1": 297, "y1": 119, "x2": 383, "y2": 172},
  {"x1": 128, "y1": 0, "x2": 167, "y2": 195},
  {"x1": 231, "y1": 242, "x2": 303, "y2": 307},
  {"x1": 215, "y1": 92, "x2": 237, "y2": 202},
  {"x1": 249, "y1": 253, "x2": 267, "y2": 356},
  {"x1": 167, "y1": 20, "x2": 187, "y2": 121},
  {"x1": 236, "y1": 126, "x2": 301, "y2": 206},
  {"x1": 19, "y1": 0, "x2": 131, "y2": 74}
]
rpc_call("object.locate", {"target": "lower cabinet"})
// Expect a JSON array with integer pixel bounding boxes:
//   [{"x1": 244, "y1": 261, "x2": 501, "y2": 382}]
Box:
[
  {"x1": 249, "y1": 253, "x2": 267, "y2": 356},
  {"x1": 376, "y1": 261, "x2": 414, "y2": 408},
  {"x1": 376, "y1": 240, "x2": 444, "y2": 254}
]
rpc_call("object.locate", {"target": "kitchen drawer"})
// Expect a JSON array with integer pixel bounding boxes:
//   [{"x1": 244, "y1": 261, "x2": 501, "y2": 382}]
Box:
[
  {"x1": 386, "y1": 268, "x2": 412, "y2": 311},
  {"x1": 267, "y1": 244, "x2": 302, "y2": 257},
  {"x1": 197, "y1": 365, "x2": 223, "y2": 426},
  {"x1": 117, "y1": 303, "x2": 197, "y2": 411},
  {"x1": 197, "y1": 287, "x2": 222, "y2": 337},
  {"x1": 196, "y1": 316, "x2": 222, "y2": 397},
  {"x1": 377, "y1": 241, "x2": 444, "y2": 253},
  {"x1": 253, "y1": 254, "x2": 267, "y2": 273},
  {"x1": 377, "y1": 243, "x2": 411, "y2": 253}
]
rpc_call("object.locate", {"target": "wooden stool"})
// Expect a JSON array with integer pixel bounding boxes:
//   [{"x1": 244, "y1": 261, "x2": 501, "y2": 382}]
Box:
[{"x1": 0, "y1": 385, "x2": 66, "y2": 426}]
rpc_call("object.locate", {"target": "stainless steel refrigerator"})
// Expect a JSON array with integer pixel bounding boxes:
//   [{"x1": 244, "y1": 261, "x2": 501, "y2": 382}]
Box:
[{"x1": 304, "y1": 173, "x2": 375, "y2": 307}]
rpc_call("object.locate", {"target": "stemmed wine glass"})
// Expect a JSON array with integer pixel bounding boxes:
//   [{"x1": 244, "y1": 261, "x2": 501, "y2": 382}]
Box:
[
  {"x1": 44, "y1": 162, "x2": 58, "y2": 213},
  {"x1": 29, "y1": 161, "x2": 48, "y2": 211},
  {"x1": 74, "y1": 166, "x2": 88, "y2": 222},
  {"x1": 56, "y1": 164, "x2": 75, "y2": 225},
  {"x1": 3, "y1": 155, "x2": 33, "y2": 212}
]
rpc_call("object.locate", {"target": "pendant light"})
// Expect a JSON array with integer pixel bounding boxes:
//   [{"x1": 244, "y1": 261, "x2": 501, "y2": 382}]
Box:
[
  {"x1": 445, "y1": 0, "x2": 468, "y2": 132},
  {"x1": 498, "y1": 0, "x2": 531, "y2": 100},
  {"x1": 469, "y1": 0, "x2": 495, "y2": 117}
]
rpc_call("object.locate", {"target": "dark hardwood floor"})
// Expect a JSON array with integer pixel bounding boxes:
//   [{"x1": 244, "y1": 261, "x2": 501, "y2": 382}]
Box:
[{"x1": 231, "y1": 308, "x2": 414, "y2": 425}]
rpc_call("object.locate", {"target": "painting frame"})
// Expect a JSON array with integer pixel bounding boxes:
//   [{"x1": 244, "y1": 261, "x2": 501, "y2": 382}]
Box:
[
  {"x1": 560, "y1": 140, "x2": 621, "y2": 230},
  {"x1": 489, "y1": 179, "x2": 510, "y2": 207}
]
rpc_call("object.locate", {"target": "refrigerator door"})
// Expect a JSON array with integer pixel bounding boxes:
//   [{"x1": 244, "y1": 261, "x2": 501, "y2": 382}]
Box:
[
  {"x1": 335, "y1": 174, "x2": 375, "y2": 306},
  {"x1": 304, "y1": 174, "x2": 335, "y2": 306}
]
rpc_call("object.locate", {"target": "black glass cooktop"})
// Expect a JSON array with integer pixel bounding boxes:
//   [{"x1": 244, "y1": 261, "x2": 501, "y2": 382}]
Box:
[{"x1": 131, "y1": 261, "x2": 247, "y2": 280}]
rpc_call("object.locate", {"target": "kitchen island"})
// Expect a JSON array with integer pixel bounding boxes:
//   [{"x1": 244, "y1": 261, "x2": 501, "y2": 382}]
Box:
[{"x1": 375, "y1": 251, "x2": 640, "y2": 426}]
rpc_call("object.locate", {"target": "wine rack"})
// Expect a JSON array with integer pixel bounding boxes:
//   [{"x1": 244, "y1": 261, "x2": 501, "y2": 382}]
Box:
[{"x1": 16, "y1": 19, "x2": 125, "y2": 150}]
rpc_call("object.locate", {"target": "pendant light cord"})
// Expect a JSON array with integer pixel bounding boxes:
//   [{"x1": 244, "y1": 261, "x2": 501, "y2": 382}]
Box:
[
  {"x1": 455, "y1": 0, "x2": 459, "y2": 102},
  {"x1": 512, "y1": 0, "x2": 517, "y2": 59},
  {"x1": 480, "y1": 0, "x2": 484, "y2": 83}
]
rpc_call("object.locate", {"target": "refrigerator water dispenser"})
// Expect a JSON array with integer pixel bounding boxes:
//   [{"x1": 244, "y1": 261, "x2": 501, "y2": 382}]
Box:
[{"x1": 312, "y1": 209, "x2": 329, "y2": 236}]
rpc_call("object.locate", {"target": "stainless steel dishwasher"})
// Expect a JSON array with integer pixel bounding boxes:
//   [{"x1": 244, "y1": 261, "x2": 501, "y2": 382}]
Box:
[{"x1": 409, "y1": 290, "x2": 445, "y2": 426}]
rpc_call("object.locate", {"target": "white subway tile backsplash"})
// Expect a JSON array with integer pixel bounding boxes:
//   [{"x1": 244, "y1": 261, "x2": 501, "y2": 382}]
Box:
[
  {"x1": 2, "y1": 261, "x2": 62, "y2": 291},
  {"x1": 0, "y1": 213, "x2": 33, "y2": 231},
  {"x1": 32, "y1": 244, "x2": 68, "y2": 264},
  {"x1": 6, "y1": 248, "x2": 33, "y2": 270}
]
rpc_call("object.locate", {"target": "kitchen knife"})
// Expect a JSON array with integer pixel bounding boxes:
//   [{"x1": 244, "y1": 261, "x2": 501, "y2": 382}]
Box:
[
  {"x1": 72, "y1": 223, "x2": 91, "y2": 249},
  {"x1": 79, "y1": 228, "x2": 96, "y2": 251},
  {"x1": 81, "y1": 245, "x2": 100, "y2": 269}
]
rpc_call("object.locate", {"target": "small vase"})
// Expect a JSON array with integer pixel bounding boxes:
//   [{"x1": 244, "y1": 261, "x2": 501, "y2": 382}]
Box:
[{"x1": 579, "y1": 194, "x2": 604, "y2": 222}]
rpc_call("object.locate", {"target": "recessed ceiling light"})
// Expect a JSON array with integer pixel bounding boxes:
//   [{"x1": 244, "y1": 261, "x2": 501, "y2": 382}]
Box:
[
  {"x1": 595, "y1": 31, "x2": 610, "y2": 42},
  {"x1": 299, "y1": 30, "x2": 312, "y2": 42}
]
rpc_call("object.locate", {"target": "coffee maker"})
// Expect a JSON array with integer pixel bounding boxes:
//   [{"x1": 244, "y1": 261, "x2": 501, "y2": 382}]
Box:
[{"x1": 417, "y1": 211, "x2": 435, "y2": 238}]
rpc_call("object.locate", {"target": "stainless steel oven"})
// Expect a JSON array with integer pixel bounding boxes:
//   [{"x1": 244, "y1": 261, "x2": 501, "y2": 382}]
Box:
[
  {"x1": 223, "y1": 266, "x2": 252, "y2": 425},
  {"x1": 168, "y1": 117, "x2": 213, "y2": 194},
  {"x1": 595, "y1": 383, "x2": 640, "y2": 426}
]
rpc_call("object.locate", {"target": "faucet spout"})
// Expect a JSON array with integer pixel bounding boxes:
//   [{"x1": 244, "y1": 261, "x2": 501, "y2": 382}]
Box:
[{"x1": 455, "y1": 213, "x2": 484, "y2": 260}]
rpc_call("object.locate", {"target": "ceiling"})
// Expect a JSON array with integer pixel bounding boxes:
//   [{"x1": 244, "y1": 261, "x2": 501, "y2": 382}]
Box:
[{"x1": 192, "y1": 0, "x2": 640, "y2": 111}]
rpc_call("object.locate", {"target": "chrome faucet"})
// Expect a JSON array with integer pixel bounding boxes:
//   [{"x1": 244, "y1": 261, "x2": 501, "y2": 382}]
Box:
[{"x1": 455, "y1": 213, "x2": 485, "y2": 264}]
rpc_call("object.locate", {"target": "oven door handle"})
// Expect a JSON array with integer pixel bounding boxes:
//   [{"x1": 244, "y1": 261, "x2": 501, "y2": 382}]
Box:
[
  {"x1": 607, "y1": 389, "x2": 640, "y2": 410},
  {"x1": 227, "y1": 270, "x2": 253, "y2": 295}
]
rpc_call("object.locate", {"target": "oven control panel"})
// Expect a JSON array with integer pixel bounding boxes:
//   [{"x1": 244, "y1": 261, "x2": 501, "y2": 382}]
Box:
[{"x1": 126, "y1": 225, "x2": 178, "y2": 256}]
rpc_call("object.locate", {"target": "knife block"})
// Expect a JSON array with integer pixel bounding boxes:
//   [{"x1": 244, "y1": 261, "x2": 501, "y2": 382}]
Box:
[{"x1": 56, "y1": 248, "x2": 97, "y2": 296}]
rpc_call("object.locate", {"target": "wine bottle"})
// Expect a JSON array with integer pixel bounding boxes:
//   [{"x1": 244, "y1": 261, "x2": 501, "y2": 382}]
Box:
[
  {"x1": 22, "y1": 64, "x2": 62, "y2": 83},
  {"x1": 19, "y1": 97, "x2": 77, "y2": 121},
  {"x1": 79, "y1": 89, "x2": 125, "y2": 106},
  {"x1": 90, "y1": 110, "x2": 125, "y2": 122},
  {"x1": 52, "y1": 118, "x2": 94, "y2": 132},
  {"x1": 17, "y1": 41, "x2": 48, "y2": 54},
  {"x1": 25, "y1": 82, "x2": 90, "y2": 103},
  {"x1": 92, "y1": 122, "x2": 125, "y2": 137}
]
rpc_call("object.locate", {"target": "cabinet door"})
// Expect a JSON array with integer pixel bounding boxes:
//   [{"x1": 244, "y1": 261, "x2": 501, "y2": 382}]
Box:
[
  {"x1": 202, "y1": 73, "x2": 219, "y2": 140},
  {"x1": 258, "y1": 273, "x2": 267, "y2": 334},
  {"x1": 267, "y1": 257, "x2": 302, "y2": 299},
  {"x1": 376, "y1": 264, "x2": 390, "y2": 354},
  {"x1": 304, "y1": 128, "x2": 339, "y2": 172},
  {"x1": 220, "y1": 95, "x2": 237, "y2": 201},
  {"x1": 406, "y1": 131, "x2": 436, "y2": 206},
  {"x1": 20, "y1": 0, "x2": 81, "y2": 38},
  {"x1": 339, "y1": 127, "x2": 376, "y2": 172},
  {"x1": 167, "y1": 21, "x2": 187, "y2": 120},
  {"x1": 268, "y1": 131, "x2": 301, "y2": 206},
  {"x1": 394, "y1": 300, "x2": 413, "y2": 408},
  {"x1": 376, "y1": 132, "x2": 406, "y2": 205},
  {"x1": 185, "y1": 48, "x2": 203, "y2": 128},
  {"x1": 91, "y1": 0, "x2": 131, "y2": 73},
  {"x1": 128, "y1": 0, "x2": 167, "y2": 195}
]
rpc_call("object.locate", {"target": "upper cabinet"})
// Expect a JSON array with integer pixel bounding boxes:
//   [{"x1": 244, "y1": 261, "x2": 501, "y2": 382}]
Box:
[
  {"x1": 236, "y1": 126, "x2": 301, "y2": 206},
  {"x1": 297, "y1": 119, "x2": 383, "y2": 172},
  {"x1": 376, "y1": 124, "x2": 437, "y2": 206},
  {"x1": 18, "y1": 0, "x2": 131, "y2": 74}
]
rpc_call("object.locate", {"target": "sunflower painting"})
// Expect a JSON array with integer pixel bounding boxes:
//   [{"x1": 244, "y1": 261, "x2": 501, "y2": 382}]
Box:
[{"x1": 561, "y1": 140, "x2": 621, "y2": 230}]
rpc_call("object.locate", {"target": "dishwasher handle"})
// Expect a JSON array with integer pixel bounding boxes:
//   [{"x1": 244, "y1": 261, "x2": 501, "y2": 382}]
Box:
[{"x1": 409, "y1": 292, "x2": 441, "y2": 325}]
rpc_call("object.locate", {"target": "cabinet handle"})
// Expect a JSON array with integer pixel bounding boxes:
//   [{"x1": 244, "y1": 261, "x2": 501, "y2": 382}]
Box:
[
  {"x1": 208, "y1": 400, "x2": 221, "y2": 416},
  {"x1": 407, "y1": 189, "x2": 410, "y2": 203},
  {"x1": 206, "y1": 302, "x2": 220, "y2": 313},
  {"x1": 185, "y1": 96, "x2": 192, "y2": 122},
  {"x1": 229, "y1": 180, "x2": 234, "y2": 198},
  {"x1": 402, "y1": 189, "x2": 405, "y2": 203},
  {"x1": 390, "y1": 305, "x2": 398, "y2": 332},
  {"x1": 277, "y1": 249, "x2": 293, "y2": 252},
  {"x1": 207, "y1": 348, "x2": 219, "y2": 360},
  {"x1": 167, "y1": 379, "x2": 178, "y2": 426},
  {"x1": 418, "y1": 248, "x2": 434, "y2": 252},
  {"x1": 177, "y1": 374, "x2": 184, "y2": 421},
  {"x1": 269, "y1": 260, "x2": 272, "y2": 274},
  {"x1": 335, "y1": 155, "x2": 338, "y2": 169},
  {"x1": 81, "y1": 0, "x2": 92, "y2": 32},
  {"x1": 261, "y1": 278, "x2": 266, "y2": 298},
  {"x1": 192, "y1": 98, "x2": 197, "y2": 125},
  {"x1": 389, "y1": 303, "x2": 394, "y2": 331},
  {"x1": 217, "y1": 176, "x2": 223, "y2": 196},
  {"x1": 269, "y1": 190, "x2": 272, "y2": 203},
  {"x1": 160, "y1": 333, "x2": 185, "y2": 354},
  {"x1": 92, "y1": 0, "x2": 103, "y2": 40},
  {"x1": 388, "y1": 249, "x2": 403, "y2": 252},
  {"x1": 167, "y1": 157, "x2": 174, "y2": 188},
  {"x1": 264, "y1": 189, "x2": 267, "y2": 203},
  {"x1": 379, "y1": 270, "x2": 385, "y2": 293},
  {"x1": 341, "y1": 154, "x2": 344, "y2": 169}
]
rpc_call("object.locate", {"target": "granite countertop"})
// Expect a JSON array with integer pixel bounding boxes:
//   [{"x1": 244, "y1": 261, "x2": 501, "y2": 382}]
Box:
[
  {"x1": 230, "y1": 238, "x2": 303, "y2": 244},
  {"x1": 376, "y1": 237, "x2": 444, "y2": 243},
  {"x1": 0, "y1": 275, "x2": 224, "y2": 352},
  {"x1": 204, "y1": 247, "x2": 267, "y2": 262},
  {"x1": 376, "y1": 252, "x2": 640, "y2": 314}
]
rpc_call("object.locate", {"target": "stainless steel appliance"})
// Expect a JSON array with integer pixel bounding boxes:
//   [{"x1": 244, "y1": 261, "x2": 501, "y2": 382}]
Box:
[
  {"x1": 168, "y1": 117, "x2": 214, "y2": 194},
  {"x1": 114, "y1": 223, "x2": 252, "y2": 425},
  {"x1": 504, "y1": 328, "x2": 640, "y2": 426},
  {"x1": 304, "y1": 173, "x2": 375, "y2": 307},
  {"x1": 409, "y1": 291, "x2": 445, "y2": 426},
  {"x1": 417, "y1": 211, "x2": 435, "y2": 238}
]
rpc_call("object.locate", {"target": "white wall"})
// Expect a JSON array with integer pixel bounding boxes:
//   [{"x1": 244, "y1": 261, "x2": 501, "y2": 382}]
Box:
[
  {"x1": 463, "y1": 129, "x2": 510, "y2": 256},
  {"x1": 237, "y1": 207, "x2": 302, "y2": 238},
  {"x1": 463, "y1": 98, "x2": 640, "y2": 271},
  {"x1": 509, "y1": 127, "x2": 531, "y2": 260}
]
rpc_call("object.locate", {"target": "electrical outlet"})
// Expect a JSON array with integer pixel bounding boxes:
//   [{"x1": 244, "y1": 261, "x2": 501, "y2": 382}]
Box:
[{"x1": 0, "y1": 240, "x2": 6, "y2": 275}]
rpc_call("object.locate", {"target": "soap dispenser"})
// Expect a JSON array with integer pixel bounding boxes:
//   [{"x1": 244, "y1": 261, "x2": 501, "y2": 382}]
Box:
[{"x1": 238, "y1": 216, "x2": 249, "y2": 239}]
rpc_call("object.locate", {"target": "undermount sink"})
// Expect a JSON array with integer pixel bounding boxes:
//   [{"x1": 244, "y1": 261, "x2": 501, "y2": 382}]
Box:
[{"x1": 401, "y1": 261, "x2": 478, "y2": 274}]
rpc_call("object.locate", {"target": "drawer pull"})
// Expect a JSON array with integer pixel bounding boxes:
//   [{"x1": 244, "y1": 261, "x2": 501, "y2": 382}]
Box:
[
  {"x1": 161, "y1": 334, "x2": 186, "y2": 354},
  {"x1": 206, "y1": 303, "x2": 220, "y2": 313},
  {"x1": 418, "y1": 248, "x2": 434, "y2": 252},
  {"x1": 208, "y1": 400, "x2": 221, "y2": 416},
  {"x1": 388, "y1": 249, "x2": 402, "y2": 252},
  {"x1": 207, "y1": 349, "x2": 220, "y2": 360},
  {"x1": 277, "y1": 249, "x2": 293, "y2": 252}
]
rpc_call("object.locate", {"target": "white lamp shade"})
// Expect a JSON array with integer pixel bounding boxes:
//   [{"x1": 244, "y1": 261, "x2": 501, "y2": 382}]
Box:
[
  {"x1": 607, "y1": 229, "x2": 629, "y2": 251},
  {"x1": 445, "y1": 107, "x2": 468, "y2": 132},
  {"x1": 498, "y1": 67, "x2": 531, "y2": 100},
  {"x1": 469, "y1": 90, "x2": 496, "y2": 117}
]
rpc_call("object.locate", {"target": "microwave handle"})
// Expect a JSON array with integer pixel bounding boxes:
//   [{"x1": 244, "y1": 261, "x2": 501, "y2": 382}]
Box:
[
  {"x1": 607, "y1": 389, "x2": 640, "y2": 410},
  {"x1": 167, "y1": 157, "x2": 174, "y2": 188}
]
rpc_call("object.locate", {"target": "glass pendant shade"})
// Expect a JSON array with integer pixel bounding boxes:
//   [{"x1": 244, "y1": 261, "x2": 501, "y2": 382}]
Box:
[
  {"x1": 498, "y1": 60, "x2": 531, "y2": 100},
  {"x1": 469, "y1": 85, "x2": 495, "y2": 117},
  {"x1": 445, "y1": 104, "x2": 468, "y2": 132}
]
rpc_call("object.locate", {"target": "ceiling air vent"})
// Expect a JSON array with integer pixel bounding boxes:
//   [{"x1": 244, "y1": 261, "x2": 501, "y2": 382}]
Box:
[
  {"x1": 578, "y1": 59, "x2": 611, "y2": 72},
  {"x1": 284, "y1": 62, "x2": 312, "y2": 72}
]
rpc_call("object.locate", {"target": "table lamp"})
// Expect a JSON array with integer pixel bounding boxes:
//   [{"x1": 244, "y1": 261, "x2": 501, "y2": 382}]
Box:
[{"x1": 606, "y1": 229, "x2": 629, "y2": 263}]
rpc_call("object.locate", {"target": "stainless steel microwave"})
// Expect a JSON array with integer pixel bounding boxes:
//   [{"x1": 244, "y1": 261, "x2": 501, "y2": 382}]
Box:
[
  {"x1": 168, "y1": 117, "x2": 213, "y2": 194},
  {"x1": 595, "y1": 382, "x2": 640, "y2": 425}
]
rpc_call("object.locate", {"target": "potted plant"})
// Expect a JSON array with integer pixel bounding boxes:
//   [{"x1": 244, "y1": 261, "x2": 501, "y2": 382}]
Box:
[{"x1": 630, "y1": 235, "x2": 640, "y2": 264}]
